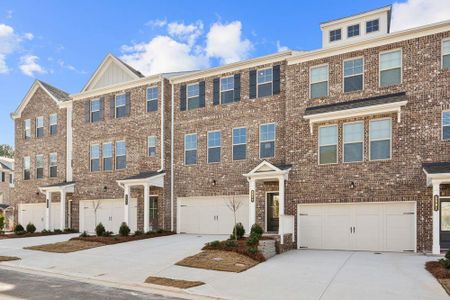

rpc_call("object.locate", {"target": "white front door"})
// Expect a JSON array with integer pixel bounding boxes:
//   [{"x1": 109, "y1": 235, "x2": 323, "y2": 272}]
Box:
[{"x1": 298, "y1": 202, "x2": 416, "y2": 252}]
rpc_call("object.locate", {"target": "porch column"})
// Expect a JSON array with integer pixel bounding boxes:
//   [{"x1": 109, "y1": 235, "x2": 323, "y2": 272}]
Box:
[
  {"x1": 278, "y1": 176, "x2": 285, "y2": 244},
  {"x1": 433, "y1": 183, "x2": 441, "y2": 255},
  {"x1": 45, "y1": 191, "x2": 52, "y2": 231},
  {"x1": 248, "y1": 178, "x2": 256, "y2": 229},
  {"x1": 124, "y1": 185, "x2": 130, "y2": 225},
  {"x1": 60, "y1": 191, "x2": 66, "y2": 231},
  {"x1": 143, "y1": 183, "x2": 150, "y2": 233}
]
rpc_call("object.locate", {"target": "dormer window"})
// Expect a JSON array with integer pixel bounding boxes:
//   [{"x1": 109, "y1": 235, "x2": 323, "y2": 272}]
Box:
[
  {"x1": 329, "y1": 29, "x2": 341, "y2": 42},
  {"x1": 366, "y1": 19, "x2": 379, "y2": 33},
  {"x1": 347, "y1": 24, "x2": 360, "y2": 38}
]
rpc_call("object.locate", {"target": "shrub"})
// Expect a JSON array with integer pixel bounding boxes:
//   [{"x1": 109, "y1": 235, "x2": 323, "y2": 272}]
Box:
[
  {"x1": 14, "y1": 224, "x2": 25, "y2": 234},
  {"x1": 156, "y1": 228, "x2": 164, "y2": 234},
  {"x1": 26, "y1": 223, "x2": 36, "y2": 234},
  {"x1": 248, "y1": 247, "x2": 258, "y2": 255},
  {"x1": 247, "y1": 233, "x2": 260, "y2": 246},
  {"x1": 95, "y1": 223, "x2": 106, "y2": 237},
  {"x1": 102, "y1": 231, "x2": 113, "y2": 237},
  {"x1": 440, "y1": 249, "x2": 450, "y2": 269},
  {"x1": 42, "y1": 229, "x2": 50, "y2": 233},
  {"x1": 64, "y1": 228, "x2": 77, "y2": 233},
  {"x1": 0, "y1": 215, "x2": 5, "y2": 231},
  {"x1": 208, "y1": 240, "x2": 221, "y2": 248},
  {"x1": 225, "y1": 239, "x2": 237, "y2": 248},
  {"x1": 231, "y1": 222, "x2": 245, "y2": 240},
  {"x1": 79, "y1": 231, "x2": 88, "y2": 237},
  {"x1": 134, "y1": 230, "x2": 143, "y2": 236},
  {"x1": 250, "y1": 223, "x2": 263, "y2": 238},
  {"x1": 53, "y1": 229, "x2": 62, "y2": 234},
  {"x1": 119, "y1": 222, "x2": 130, "y2": 236}
]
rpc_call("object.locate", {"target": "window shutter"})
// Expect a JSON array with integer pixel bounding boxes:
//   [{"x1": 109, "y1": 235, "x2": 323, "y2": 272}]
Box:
[
  {"x1": 273, "y1": 65, "x2": 281, "y2": 95},
  {"x1": 84, "y1": 101, "x2": 91, "y2": 123},
  {"x1": 249, "y1": 70, "x2": 257, "y2": 99},
  {"x1": 213, "y1": 78, "x2": 220, "y2": 105},
  {"x1": 110, "y1": 96, "x2": 115, "y2": 119},
  {"x1": 126, "y1": 92, "x2": 131, "y2": 117},
  {"x1": 234, "y1": 73, "x2": 241, "y2": 102},
  {"x1": 99, "y1": 97, "x2": 104, "y2": 120},
  {"x1": 199, "y1": 81, "x2": 205, "y2": 108},
  {"x1": 180, "y1": 85, "x2": 187, "y2": 111}
]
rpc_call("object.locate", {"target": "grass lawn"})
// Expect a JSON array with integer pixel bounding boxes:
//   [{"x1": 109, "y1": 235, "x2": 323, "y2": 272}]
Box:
[
  {"x1": 145, "y1": 276, "x2": 204, "y2": 289},
  {"x1": 0, "y1": 256, "x2": 20, "y2": 262},
  {"x1": 426, "y1": 261, "x2": 450, "y2": 295},
  {"x1": 176, "y1": 250, "x2": 259, "y2": 273}
]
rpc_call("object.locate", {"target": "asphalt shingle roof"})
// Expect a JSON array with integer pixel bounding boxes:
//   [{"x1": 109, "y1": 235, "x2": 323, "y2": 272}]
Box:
[
  {"x1": 423, "y1": 162, "x2": 450, "y2": 174},
  {"x1": 38, "y1": 81, "x2": 71, "y2": 102}
]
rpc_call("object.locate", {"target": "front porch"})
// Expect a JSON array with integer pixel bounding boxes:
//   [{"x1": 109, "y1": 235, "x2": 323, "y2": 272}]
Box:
[{"x1": 38, "y1": 182, "x2": 75, "y2": 231}]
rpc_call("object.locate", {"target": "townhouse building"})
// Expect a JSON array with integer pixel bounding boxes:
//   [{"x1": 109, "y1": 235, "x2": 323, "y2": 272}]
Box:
[
  {"x1": 10, "y1": 5, "x2": 450, "y2": 254},
  {"x1": 0, "y1": 157, "x2": 14, "y2": 205}
]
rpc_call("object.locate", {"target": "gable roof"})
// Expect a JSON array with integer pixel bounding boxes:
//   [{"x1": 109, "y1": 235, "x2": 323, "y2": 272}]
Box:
[
  {"x1": 0, "y1": 162, "x2": 12, "y2": 171},
  {"x1": 11, "y1": 80, "x2": 70, "y2": 120},
  {"x1": 81, "y1": 53, "x2": 144, "y2": 92}
]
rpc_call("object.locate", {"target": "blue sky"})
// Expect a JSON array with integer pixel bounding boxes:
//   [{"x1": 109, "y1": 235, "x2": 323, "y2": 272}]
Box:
[{"x1": 0, "y1": 0, "x2": 448, "y2": 146}]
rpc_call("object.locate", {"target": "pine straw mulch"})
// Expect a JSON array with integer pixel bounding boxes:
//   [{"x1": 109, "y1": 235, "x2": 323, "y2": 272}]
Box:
[
  {"x1": 0, "y1": 256, "x2": 20, "y2": 262},
  {"x1": 0, "y1": 231, "x2": 76, "y2": 239},
  {"x1": 176, "y1": 250, "x2": 259, "y2": 273},
  {"x1": 24, "y1": 240, "x2": 106, "y2": 253},
  {"x1": 425, "y1": 261, "x2": 450, "y2": 295},
  {"x1": 202, "y1": 239, "x2": 266, "y2": 262},
  {"x1": 145, "y1": 276, "x2": 204, "y2": 289},
  {"x1": 70, "y1": 231, "x2": 175, "y2": 245}
]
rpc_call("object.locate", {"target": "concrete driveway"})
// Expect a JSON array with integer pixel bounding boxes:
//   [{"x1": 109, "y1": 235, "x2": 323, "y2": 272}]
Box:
[{"x1": 0, "y1": 234, "x2": 447, "y2": 300}]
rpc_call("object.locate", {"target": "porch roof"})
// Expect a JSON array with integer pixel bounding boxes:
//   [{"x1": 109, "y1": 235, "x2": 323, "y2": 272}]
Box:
[
  {"x1": 243, "y1": 161, "x2": 291, "y2": 180},
  {"x1": 117, "y1": 170, "x2": 165, "y2": 188},
  {"x1": 38, "y1": 181, "x2": 75, "y2": 193},
  {"x1": 423, "y1": 162, "x2": 450, "y2": 186}
]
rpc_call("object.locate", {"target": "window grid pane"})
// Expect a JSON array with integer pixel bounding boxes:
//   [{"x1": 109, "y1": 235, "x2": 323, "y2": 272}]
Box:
[
  {"x1": 147, "y1": 87, "x2": 158, "y2": 100},
  {"x1": 208, "y1": 132, "x2": 221, "y2": 148},
  {"x1": 380, "y1": 51, "x2": 401, "y2": 70},
  {"x1": 257, "y1": 69, "x2": 273, "y2": 84},
  {"x1": 443, "y1": 112, "x2": 450, "y2": 140},
  {"x1": 187, "y1": 84, "x2": 199, "y2": 98},
  {"x1": 319, "y1": 125, "x2": 338, "y2": 146},
  {"x1": 233, "y1": 128, "x2": 247, "y2": 145},
  {"x1": 344, "y1": 123, "x2": 363, "y2": 162},
  {"x1": 260, "y1": 124, "x2": 275, "y2": 142},
  {"x1": 185, "y1": 134, "x2": 197, "y2": 151},
  {"x1": 220, "y1": 77, "x2": 234, "y2": 91},
  {"x1": 330, "y1": 29, "x2": 341, "y2": 42},
  {"x1": 366, "y1": 19, "x2": 379, "y2": 33},
  {"x1": 370, "y1": 119, "x2": 392, "y2": 160},
  {"x1": 49, "y1": 114, "x2": 57, "y2": 125},
  {"x1": 347, "y1": 24, "x2": 360, "y2": 37}
]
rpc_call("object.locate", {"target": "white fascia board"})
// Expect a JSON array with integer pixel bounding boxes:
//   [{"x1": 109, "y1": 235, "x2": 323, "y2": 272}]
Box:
[
  {"x1": 38, "y1": 183, "x2": 75, "y2": 194},
  {"x1": 116, "y1": 173, "x2": 165, "y2": 188},
  {"x1": 424, "y1": 172, "x2": 450, "y2": 187}
]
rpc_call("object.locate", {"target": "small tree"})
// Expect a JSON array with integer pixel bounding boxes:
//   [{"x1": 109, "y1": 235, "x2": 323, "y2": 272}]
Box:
[
  {"x1": 26, "y1": 223, "x2": 36, "y2": 233},
  {"x1": 95, "y1": 223, "x2": 106, "y2": 236},
  {"x1": 0, "y1": 215, "x2": 4, "y2": 232},
  {"x1": 226, "y1": 196, "x2": 243, "y2": 240},
  {"x1": 0, "y1": 144, "x2": 14, "y2": 158},
  {"x1": 119, "y1": 222, "x2": 130, "y2": 236},
  {"x1": 92, "y1": 200, "x2": 102, "y2": 228}
]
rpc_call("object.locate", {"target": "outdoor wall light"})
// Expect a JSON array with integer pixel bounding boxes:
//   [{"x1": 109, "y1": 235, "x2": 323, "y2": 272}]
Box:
[
  {"x1": 434, "y1": 195, "x2": 440, "y2": 212},
  {"x1": 103, "y1": 186, "x2": 108, "y2": 192},
  {"x1": 212, "y1": 180, "x2": 217, "y2": 186},
  {"x1": 350, "y1": 181, "x2": 355, "y2": 189}
]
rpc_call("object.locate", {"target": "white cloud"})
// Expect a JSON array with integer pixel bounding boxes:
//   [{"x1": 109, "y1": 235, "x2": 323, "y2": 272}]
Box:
[
  {"x1": 19, "y1": 55, "x2": 46, "y2": 77},
  {"x1": 57, "y1": 59, "x2": 86, "y2": 74},
  {"x1": 5, "y1": 10, "x2": 13, "y2": 19},
  {"x1": 0, "y1": 23, "x2": 35, "y2": 74},
  {"x1": 276, "y1": 41, "x2": 288, "y2": 52},
  {"x1": 145, "y1": 19, "x2": 167, "y2": 28},
  {"x1": 206, "y1": 21, "x2": 252, "y2": 64},
  {"x1": 167, "y1": 21, "x2": 203, "y2": 45},
  {"x1": 24, "y1": 33, "x2": 34, "y2": 40},
  {"x1": 391, "y1": 0, "x2": 450, "y2": 31}
]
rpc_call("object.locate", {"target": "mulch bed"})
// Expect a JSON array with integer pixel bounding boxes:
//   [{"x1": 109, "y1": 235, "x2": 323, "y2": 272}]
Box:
[
  {"x1": 24, "y1": 240, "x2": 105, "y2": 253},
  {"x1": 145, "y1": 276, "x2": 204, "y2": 289},
  {"x1": 0, "y1": 256, "x2": 20, "y2": 262},
  {"x1": 426, "y1": 261, "x2": 450, "y2": 295},
  {"x1": 70, "y1": 231, "x2": 175, "y2": 245},
  {"x1": 0, "y1": 231, "x2": 76, "y2": 239},
  {"x1": 202, "y1": 239, "x2": 265, "y2": 262}
]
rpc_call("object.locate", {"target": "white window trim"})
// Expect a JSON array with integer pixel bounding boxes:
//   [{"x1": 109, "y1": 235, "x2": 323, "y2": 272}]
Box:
[
  {"x1": 36, "y1": 116, "x2": 44, "y2": 136},
  {"x1": 36, "y1": 154, "x2": 44, "y2": 179},
  {"x1": 379, "y1": 48, "x2": 403, "y2": 87},
  {"x1": 441, "y1": 110, "x2": 450, "y2": 141},
  {"x1": 343, "y1": 57, "x2": 364, "y2": 93},
  {"x1": 442, "y1": 38, "x2": 450, "y2": 69},
  {"x1": 49, "y1": 113, "x2": 57, "y2": 126},
  {"x1": 90, "y1": 144, "x2": 100, "y2": 172},
  {"x1": 347, "y1": 23, "x2": 361, "y2": 39},
  {"x1": 309, "y1": 64, "x2": 329, "y2": 99},
  {"x1": 148, "y1": 136, "x2": 157, "y2": 157},
  {"x1": 115, "y1": 140, "x2": 126, "y2": 168},
  {"x1": 220, "y1": 76, "x2": 234, "y2": 104},
  {"x1": 318, "y1": 124, "x2": 338, "y2": 165},
  {"x1": 146, "y1": 86, "x2": 158, "y2": 111},
  {"x1": 369, "y1": 117, "x2": 392, "y2": 161},
  {"x1": 187, "y1": 83, "x2": 200, "y2": 109},
  {"x1": 329, "y1": 28, "x2": 342, "y2": 42},
  {"x1": 102, "y1": 143, "x2": 113, "y2": 171},
  {"x1": 184, "y1": 133, "x2": 197, "y2": 165},
  {"x1": 23, "y1": 156, "x2": 30, "y2": 179},
  {"x1": 256, "y1": 68, "x2": 273, "y2": 98},
  {"x1": 259, "y1": 123, "x2": 276, "y2": 159},
  {"x1": 232, "y1": 127, "x2": 247, "y2": 161},
  {"x1": 24, "y1": 119, "x2": 31, "y2": 138},
  {"x1": 342, "y1": 121, "x2": 364, "y2": 163},
  {"x1": 90, "y1": 98, "x2": 100, "y2": 121},
  {"x1": 49, "y1": 152, "x2": 57, "y2": 177},
  {"x1": 366, "y1": 19, "x2": 380, "y2": 34},
  {"x1": 207, "y1": 130, "x2": 221, "y2": 164},
  {"x1": 115, "y1": 93, "x2": 126, "y2": 117}
]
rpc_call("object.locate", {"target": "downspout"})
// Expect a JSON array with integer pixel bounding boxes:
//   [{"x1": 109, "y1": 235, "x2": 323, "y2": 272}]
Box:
[{"x1": 170, "y1": 82, "x2": 175, "y2": 232}]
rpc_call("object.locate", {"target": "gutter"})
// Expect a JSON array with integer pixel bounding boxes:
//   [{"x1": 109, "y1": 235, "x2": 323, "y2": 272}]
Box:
[
  {"x1": 158, "y1": 76, "x2": 165, "y2": 172},
  {"x1": 170, "y1": 82, "x2": 175, "y2": 232}
]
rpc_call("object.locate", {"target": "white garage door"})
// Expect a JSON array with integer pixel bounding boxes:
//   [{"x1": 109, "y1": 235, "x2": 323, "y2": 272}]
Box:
[
  {"x1": 178, "y1": 195, "x2": 249, "y2": 235},
  {"x1": 79, "y1": 199, "x2": 137, "y2": 234},
  {"x1": 19, "y1": 203, "x2": 61, "y2": 232},
  {"x1": 298, "y1": 202, "x2": 416, "y2": 252}
]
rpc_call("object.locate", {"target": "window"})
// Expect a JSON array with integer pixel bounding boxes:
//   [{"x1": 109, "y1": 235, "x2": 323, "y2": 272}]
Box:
[
  {"x1": 329, "y1": 29, "x2": 341, "y2": 42},
  {"x1": 260, "y1": 123, "x2": 276, "y2": 158},
  {"x1": 380, "y1": 50, "x2": 402, "y2": 87},
  {"x1": 347, "y1": 24, "x2": 360, "y2": 38},
  {"x1": 1, "y1": 172, "x2": 5, "y2": 182},
  {"x1": 49, "y1": 152, "x2": 57, "y2": 177},
  {"x1": 23, "y1": 156, "x2": 31, "y2": 180},
  {"x1": 115, "y1": 141, "x2": 126, "y2": 169},
  {"x1": 369, "y1": 119, "x2": 392, "y2": 160},
  {"x1": 220, "y1": 76, "x2": 234, "y2": 104},
  {"x1": 343, "y1": 122, "x2": 363, "y2": 163},
  {"x1": 310, "y1": 65, "x2": 328, "y2": 98},
  {"x1": 257, "y1": 68, "x2": 273, "y2": 97},
  {"x1": 319, "y1": 125, "x2": 338, "y2": 164},
  {"x1": 103, "y1": 143, "x2": 113, "y2": 171},
  {"x1": 90, "y1": 99, "x2": 101, "y2": 122},
  {"x1": 9, "y1": 174, "x2": 13, "y2": 184},
  {"x1": 49, "y1": 113, "x2": 57, "y2": 135},
  {"x1": 90, "y1": 144, "x2": 100, "y2": 172},
  {"x1": 366, "y1": 19, "x2": 379, "y2": 33},
  {"x1": 146, "y1": 87, "x2": 158, "y2": 112},
  {"x1": 36, "y1": 116, "x2": 44, "y2": 137},
  {"x1": 36, "y1": 155, "x2": 44, "y2": 179},
  {"x1": 184, "y1": 134, "x2": 197, "y2": 165},
  {"x1": 115, "y1": 94, "x2": 127, "y2": 118},
  {"x1": 148, "y1": 136, "x2": 156, "y2": 157},
  {"x1": 24, "y1": 119, "x2": 31, "y2": 139},
  {"x1": 443, "y1": 40, "x2": 450, "y2": 69},
  {"x1": 232, "y1": 127, "x2": 247, "y2": 160},
  {"x1": 343, "y1": 58, "x2": 363, "y2": 92},
  {"x1": 442, "y1": 111, "x2": 450, "y2": 140},
  {"x1": 187, "y1": 84, "x2": 200, "y2": 110},
  {"x1": 207, "y1": 131, "x2": 221, "y2": 163},
  {"x1": 150, "y1": 197, "x2": 158, "y2": 222}
]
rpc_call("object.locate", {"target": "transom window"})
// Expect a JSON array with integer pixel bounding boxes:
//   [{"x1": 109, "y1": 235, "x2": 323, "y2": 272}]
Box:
[
  {"x1": 310, "y1": 65, "x2": 329, "y2": 99},
  {"x1": 90, "y1": 99, "x2": 101, "y2": 122},
  {"x1": 49, "y1": 113, "x2": 57, "y2": 135},
  {"x1": 220, "y1": 76, "x2": 234, "y2": 104},
  {"x1": 147, "y1": 87, "x2": 158, "y2": 112},
  {"x1": 319, "y1": 125, "x2": 338, "y2": 164},
  {"x1": 329, "y1": 29, "x2": 341, "y2": 42},
  {"x1": 380, "y1": 50, "x2": 402, "y2": 87},
  {"x1": 207, "y1": 131, "x2": 221, "y2": 164},
  {"x1": 442, "y1": 111, "x2": 450, "y2": 140},
  {"x1": 115, "y1": 141, "x2": 126, "y2": 169},
  {"x1": 187, "y1": 83, "x2": 200, "y2": 110},
  {"x1": 343, "y1": 122, "x2": 364, "y2": 163},
  {"x1": 115, "y1": 94, "x2": 127, "y2": 118},
  {"x1": 347, "y1": 24, "x2": 360, "y2": 38},
  {"x1": 184, "y1": 133, "x2": 197, "y2": 165},
  {"x1": 366, "y1": 19, "x2": 379, "y2": 33},
  {"x1": 103, "y1": 143, "x2": 113, "y2": 171},
  {"x1": 148, "y1": 136, "x2": 157, "y2": 157},
  {"x1": 232, "y1": 127, "x2": 247, "y2": 161},
  {"x1": 24, "y1": 119, "x2": 31, "y2": 139},
  {"x1": 443, "y1": 40, "x2": 450, "y2": 69},
  {"x1": 90, "y1": 144, "x2": 100, "y2": 172},
  {"x1": 49, "y1": 152, "x2": 57, "y2": 177},
  {"x1": 257, "y1": 68, "x2": 273, "y2": 97},
  {"x1": 260, "y1": 123, "x2": 276, "y2": 158},
  {"x1": 36, "y1": 116, "x2": 44, "y2": 137},
  {"x1": 369, "y1": 119, "x2": 392, "y2": 161},
  {"x1": 23, "y1": 156, "x2": 31, "y2": 180},
  {"x1": 36, "y1": 154, "x2": 44, "y2": 179},
  {"x1": 343, "y1": 58, "x2": 363, "y2": 92}
]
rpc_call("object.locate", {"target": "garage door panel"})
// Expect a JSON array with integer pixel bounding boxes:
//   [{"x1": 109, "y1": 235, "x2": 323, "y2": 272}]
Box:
[
  {"x1": 385, "y1": 213, "x2": 415, "y2": 251},
  {"x1": 298, "y1": 215, "x2": 323, "y2": 249},
  {"x1": 325, "y1": 214, "x2": 352, "y2": 250},
  {"x1": 355, "y1": 214, "x2": 381, "y2": 251}
]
